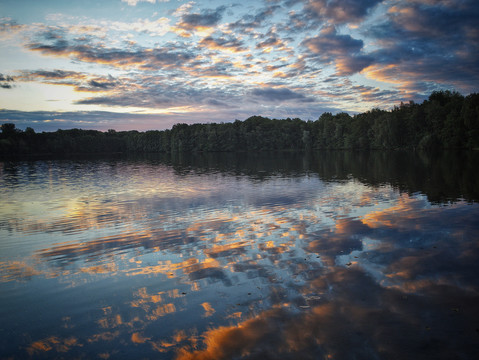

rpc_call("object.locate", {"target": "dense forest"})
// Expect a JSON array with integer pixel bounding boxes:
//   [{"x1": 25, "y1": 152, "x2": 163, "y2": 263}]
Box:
[{"x1": 1, "y1": 90, "x2": 478, "y2": 157}]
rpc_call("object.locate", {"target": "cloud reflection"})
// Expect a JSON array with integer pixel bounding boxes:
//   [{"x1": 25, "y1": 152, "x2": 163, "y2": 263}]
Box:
[
  {"x1": 1, "y1": 155, "x2": 479, "y2": 359},
  {"x1": 176, "y1": 265, "x2": 479, "y2": 360}
]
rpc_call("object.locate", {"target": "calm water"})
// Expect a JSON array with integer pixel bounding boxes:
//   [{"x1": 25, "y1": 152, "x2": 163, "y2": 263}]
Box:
[{"x1": 1, "y1": 152, "x2": 478, "y2": 359}]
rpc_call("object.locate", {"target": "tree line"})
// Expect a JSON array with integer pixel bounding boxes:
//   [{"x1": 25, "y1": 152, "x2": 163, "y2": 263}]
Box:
[{"x1": 1, "y1": 90, "x2": 478, "y2": 157}]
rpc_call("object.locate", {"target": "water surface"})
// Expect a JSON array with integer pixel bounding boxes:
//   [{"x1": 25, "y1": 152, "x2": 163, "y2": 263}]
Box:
[{"x1": 1, "y1": 152, "x2": 478, "y2": 359}]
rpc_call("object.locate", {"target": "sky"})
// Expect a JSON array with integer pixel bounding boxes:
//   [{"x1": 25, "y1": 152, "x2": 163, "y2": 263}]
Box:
[{"x1": 0, "y1": 0, "x2": 478, "y2": 131}]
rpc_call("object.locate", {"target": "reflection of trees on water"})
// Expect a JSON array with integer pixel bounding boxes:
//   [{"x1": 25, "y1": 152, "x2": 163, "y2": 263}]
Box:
[
  {"x1": 1, "y1": 151, "x2": 478, "y2": 204},
  {"x1": 158, "y1": 150, "x2": 479, "y2": 203}
]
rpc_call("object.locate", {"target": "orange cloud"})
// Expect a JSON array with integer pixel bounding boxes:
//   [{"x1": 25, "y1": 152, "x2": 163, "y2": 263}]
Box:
[
  {"x1": 360, "y1": 194, "x2": 422, "y2": 229},
  {"x1": 0, "y1": 261, "x2": 42, "y2": 282},
  {"x1": 28, "y1": 336, "x2": 82, "y2": 355},
  {"x1": 131, "y1": 332, "x2": 150, "y2": 344},
  {"x1": 175, "y1": 311, "x2": 281, "y2": 360},
  {"x1": 201, "y1": 302, "x2": 216, "y2": 317}
]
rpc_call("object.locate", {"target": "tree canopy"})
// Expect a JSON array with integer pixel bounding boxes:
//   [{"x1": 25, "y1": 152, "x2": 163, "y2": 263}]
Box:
[{"x1": 1, "y1": 90, "x2": 478, "y2": 158}]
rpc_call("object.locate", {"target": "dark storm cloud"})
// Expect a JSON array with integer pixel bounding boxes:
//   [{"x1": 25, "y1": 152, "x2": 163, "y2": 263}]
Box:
[
  {"x1": 0, "y1": 73, "x2": 15, "y2": 89},
  {"x1": 177, "y1": 5, "x2": 226, "y2": 30},
  {"x1": 251, "y1": 87, "x2": 313, "y2": 102}
]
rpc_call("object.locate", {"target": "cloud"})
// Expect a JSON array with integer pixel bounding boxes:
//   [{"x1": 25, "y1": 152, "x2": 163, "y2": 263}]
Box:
[
  {"x1": 335, "y1": 55, "x2": 374, "y2": 76},
  {"x1": 27, "y1": 34, "x2": 200, "y2": 70},
  {"x1": 175, "y1": 265, "x2": 479, "y2": 359},
  {"x1": 251, "y1": 87, "x2": 313, "y2": 102},
  {"x1": 21, "y1": 69, "x2": 85, "y2": 80},
  {"x1": 349, "y1": 84, "x2": 400, "y2": 104},
  {"x1": 303, "y1": 26, "x2": 363, "y2": 55},
  {"x1": 121, "y1": 0, "x2": 166, "y2": 6},
  {"x1": 362, "y1": 0, "x2": 479, "y2": 93},
  {"x1": 206, "y1": 99, "x2": 230, "y2": 108},
  {"x1": 0, "y1": 73, "x2": 15, "y2": 89},
  {"x1": 3, "y1": 151, "x2": 478, "y2": 359},
  {"x1": 0, "y1": 74, "x2": 15, "y2": 81},
  {"x1": 86, "y1": 79, "x2": 116, "y2": 90},
  {"x1": 386, "y1": 1, "x2": 477, "y2": 39},
  {"x1": 302, "y1": 26, "x2": 373, "y2": 75},
  {"x1": 304, "y1": 0, "x2": 384, "y2": 24},
  {"x1": 74, "y1": 92, "x2": 171, "y2": 107},
  {"x1": 199, "y1": 35, "x2": 246, "y2": 53},
  {"x1": 227, "y1": 5, "x2": 282, "y2": 32},
  {"x1": 108, "y1": 17, "x2": 171, "y2": 37},
  {"x1": 5, "y1": 0, "x2": 478, "y2": 121},
  {"x1": 36, "y1": 16, "x2": 171, "y2": 38},
  {"x1": 187, "y1": 61, "x2": 238, "y2": 78},
  {"x1": 255, "y1": 34, "x2": 286, "y2": 51},
  {"x1": 70, "y1": 75, "x2": 247, "y2": 109},
  {"x1": 0, "y1": 17, "x2": 25, "y2": 36},
  {"x1": 308, "y1": 218, "x2": 368, "y2": 266},
  {"x1": 280, "y1": 0, "x2": 384, "y2": 33},
  {"x1": 0, "y1": 98, "x2": 338, "y2": 132},
  {"x1": 172, "y1": 195, "x2": 479, "y2": 360},
  {"x1": 18, "y1": 70, "x2": 121, "y2": 92},
  {"x1": 176, "y1": 5, "x2": 226, "y2": 32}
]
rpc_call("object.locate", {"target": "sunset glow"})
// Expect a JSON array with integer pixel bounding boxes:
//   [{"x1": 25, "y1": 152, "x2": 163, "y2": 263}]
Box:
[{"x1": 1, "y1": 0, "x2": 478, "y2": 131}]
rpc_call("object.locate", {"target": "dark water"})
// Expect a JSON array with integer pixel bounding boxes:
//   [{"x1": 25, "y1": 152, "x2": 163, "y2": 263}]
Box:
[{"x1": 1, "y1": 151, "x2": 478, "y2": 359}]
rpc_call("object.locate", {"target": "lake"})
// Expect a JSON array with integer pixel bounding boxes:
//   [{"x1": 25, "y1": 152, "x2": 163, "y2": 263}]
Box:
[{"x1": 1, "y1": 151, "x2": 478, "y2": 359}]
